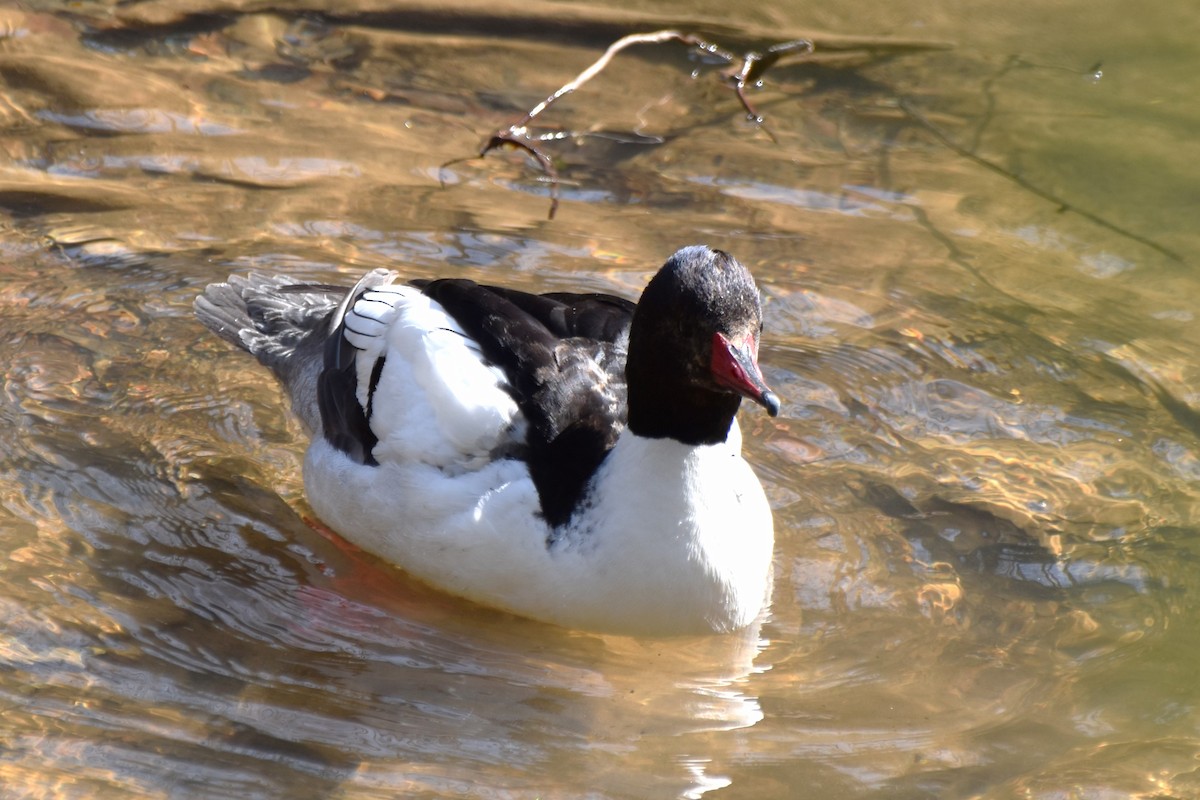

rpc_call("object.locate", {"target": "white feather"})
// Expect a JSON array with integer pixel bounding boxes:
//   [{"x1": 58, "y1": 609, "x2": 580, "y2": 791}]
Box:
[{"x1": 348, "y1": 285, "x2": 523, "y2": 471}]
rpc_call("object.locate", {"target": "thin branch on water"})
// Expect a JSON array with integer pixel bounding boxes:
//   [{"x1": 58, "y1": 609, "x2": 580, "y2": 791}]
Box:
[
  {"x1": 451, "y1": 29, "x2": 813, "y2": 218},
  {"x1": 724, "y1": 38, "x2": 814, "y2": 125}
]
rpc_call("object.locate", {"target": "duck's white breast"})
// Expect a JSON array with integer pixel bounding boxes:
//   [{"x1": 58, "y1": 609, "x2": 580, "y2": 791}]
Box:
[
  {"x1": 547, "y1": 427, "x2": 774, "y2": 634},
  {"x1": 305, "y1": 423, "x2": 772, "y2": 636}
]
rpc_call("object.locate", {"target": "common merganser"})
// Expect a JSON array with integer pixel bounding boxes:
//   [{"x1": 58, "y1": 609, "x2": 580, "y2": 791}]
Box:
[{"x1": 195, "y1": 245, "x2": 779, "y2": 636}]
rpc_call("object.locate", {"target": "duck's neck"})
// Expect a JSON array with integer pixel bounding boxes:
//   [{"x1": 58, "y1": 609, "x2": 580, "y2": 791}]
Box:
[
  {"x1": 626, "y1": 383, "x2": 741, "y2": 445},
  {"x1": 625, "y1": 333, "x2": 741, "y2": 445}
]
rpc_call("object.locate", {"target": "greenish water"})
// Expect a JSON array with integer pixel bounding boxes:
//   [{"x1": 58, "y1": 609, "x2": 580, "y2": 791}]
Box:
[{"x1": 1, "y1": 1, "x2": 1199, "y2": 797}]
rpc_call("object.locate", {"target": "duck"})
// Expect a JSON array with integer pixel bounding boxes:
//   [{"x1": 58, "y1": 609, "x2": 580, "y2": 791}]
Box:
[{"x1": 194, "y1": 245, "x2": 780, "y2": 636}]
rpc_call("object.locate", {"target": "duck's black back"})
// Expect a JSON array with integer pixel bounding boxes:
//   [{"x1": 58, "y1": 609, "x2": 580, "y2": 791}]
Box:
[{"x1": 413, "y1": 279, "x2": 637, "y2": 527}]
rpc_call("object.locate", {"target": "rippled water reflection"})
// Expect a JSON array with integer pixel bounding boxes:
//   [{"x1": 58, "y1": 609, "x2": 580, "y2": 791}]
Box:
[{"x1": 2, "y1": 1, "x2": 1200, "y2": 797}]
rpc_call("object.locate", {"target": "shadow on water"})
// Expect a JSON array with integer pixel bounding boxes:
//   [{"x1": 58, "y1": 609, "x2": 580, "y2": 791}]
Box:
[{"x1": 1, "y1": 0, "x2": 1200, "y2": 797}]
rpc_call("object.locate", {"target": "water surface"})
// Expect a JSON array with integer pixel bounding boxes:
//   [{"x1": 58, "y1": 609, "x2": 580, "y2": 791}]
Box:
[{"x1": 2, "y1": 1, "x2": 1200, "y2": 797}]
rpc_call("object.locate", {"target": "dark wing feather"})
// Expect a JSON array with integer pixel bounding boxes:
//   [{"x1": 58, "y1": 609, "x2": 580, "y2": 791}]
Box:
[
  {"x1": 417, "y1": 279, "x2": 631, "y2": 527},
  {"x1": 485, "y1": 287, "x2": 635, "y2": 342},
  {"x1": 318, "y1": 330, "x2": 379, "y2": 466}
]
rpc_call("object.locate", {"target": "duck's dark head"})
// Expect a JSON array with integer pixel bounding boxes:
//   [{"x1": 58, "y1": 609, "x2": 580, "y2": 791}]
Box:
[{"x1": 626, "y1": 245, "x2": 780, "y2": 445}]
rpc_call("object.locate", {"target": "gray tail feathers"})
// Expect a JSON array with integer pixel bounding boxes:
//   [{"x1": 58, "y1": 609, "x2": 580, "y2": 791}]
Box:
[
  {"x1": 195, "y1": 272, "x2": 344, "y2": 433},
  {"x1": 194, "y1": 269, "x2": 399, "y2": 435},
  {"x1": 194, "y1": 273, "x2": 337, "y2": 370}
]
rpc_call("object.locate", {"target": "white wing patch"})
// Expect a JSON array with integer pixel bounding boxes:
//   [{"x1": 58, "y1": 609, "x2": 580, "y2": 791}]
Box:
[
  {"x1": 343, "y1": 286, "x2": 404, "y2": 410},
  {"x1": 342, "y1": 283, "x2": 523, "y2": 473}
]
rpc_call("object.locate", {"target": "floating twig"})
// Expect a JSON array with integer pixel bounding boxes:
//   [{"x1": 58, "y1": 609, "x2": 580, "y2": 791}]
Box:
[
  {"x1": 467, "y1": 29, "x2": 813, "y2": 218},
  {"x1": 723, "y1": 39, "x2": 814, "y2": 124}
]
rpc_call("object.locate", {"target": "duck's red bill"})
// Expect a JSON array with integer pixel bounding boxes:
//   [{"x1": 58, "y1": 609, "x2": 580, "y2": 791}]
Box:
[{"x1": 710, "y1": 331, "x2": 780, "y2": 416}]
